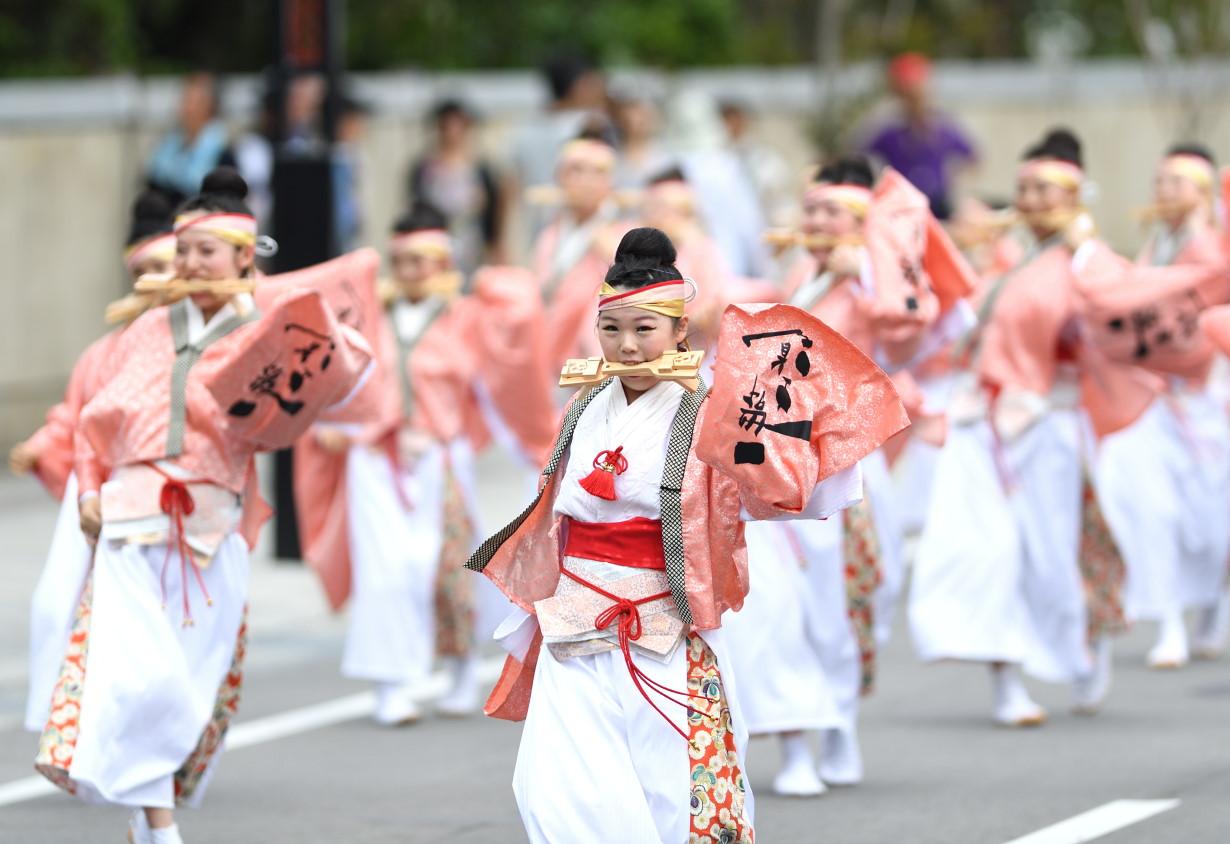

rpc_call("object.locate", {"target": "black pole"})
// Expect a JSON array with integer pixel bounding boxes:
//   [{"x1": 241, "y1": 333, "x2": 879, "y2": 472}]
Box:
[{"x1": 269, "y1": 0, "x2": 344, "y2": 560}]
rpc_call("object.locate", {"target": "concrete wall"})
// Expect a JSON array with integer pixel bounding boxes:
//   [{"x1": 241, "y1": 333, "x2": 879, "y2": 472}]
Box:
[{"x1": 4, "y1": 59, "x2": 1230, "y2": 449}]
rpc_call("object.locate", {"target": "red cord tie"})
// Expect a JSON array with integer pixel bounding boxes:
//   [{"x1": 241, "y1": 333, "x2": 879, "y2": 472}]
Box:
[
  {"x1": 561, "y1": 566, "x2": 713, "y2": 740},
  {"x1": 151, "y1": 466, "x2": 213, "y2": 626}
]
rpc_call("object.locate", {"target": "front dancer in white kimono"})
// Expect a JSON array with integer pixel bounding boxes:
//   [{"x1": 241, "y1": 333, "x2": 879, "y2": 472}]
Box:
[{"x1": 466, "y1": 227, "x2": 906, "y2": 842}]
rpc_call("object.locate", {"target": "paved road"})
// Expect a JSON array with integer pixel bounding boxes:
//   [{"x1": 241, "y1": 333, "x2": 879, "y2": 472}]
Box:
[{"x1": 1, "y1": 456, "x2": 1227, "y2": 843}]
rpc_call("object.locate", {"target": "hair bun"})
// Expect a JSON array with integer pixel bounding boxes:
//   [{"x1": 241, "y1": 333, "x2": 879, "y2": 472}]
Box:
[
  {"x1": 614, "y1": 227, "x2": 678, "y2": 267},
  {"x1": 1023, "y1": 127, "x2": 1083, "y2": 167},
  {"x1": 200, "y1": 166, "x2": 249, "y2": 201}
]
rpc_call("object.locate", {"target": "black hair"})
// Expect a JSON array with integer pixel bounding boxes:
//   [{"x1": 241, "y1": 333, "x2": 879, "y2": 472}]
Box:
[
  {"x1": 604, "y1": 227, "x2": 683, "y2": 292},
  {"x1": 126, "y1": 189, "x2": 174, "y2": 248},
  {"x1": 392, "y1": 200, "x2": 449, "y2": 235},
  {"x1": 648, "y1": 166, "x2": 688, "y2": 186},
  {"x1": 543, "y1": 47, "x2": 597, "y2": 103},
  {"x1": 176, "y1": 166, "x2": 254, "y2": 218},
  {"x1": 1023, "y1": 127, "x2": 1083, "y2": 168},
  {"x1": 815, "y1": 154, "x2": 874, "y2": 188},
  {"x1": 432, "y1": 98, "x2": 472, "y2": 123},
  {"x1": 1166, "y1": 141, "x2": 1215, "y2": 167}
]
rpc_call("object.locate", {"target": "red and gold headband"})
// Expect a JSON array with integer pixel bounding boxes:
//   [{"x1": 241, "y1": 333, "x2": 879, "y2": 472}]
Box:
[
  {"x1": 174, "y1": 212, "x2": 258, "y2": 248},
  {"x1": 123, "y1": 232, "x2": 176, "y2": 274},
  {"x1": 558, "y1": 138, "x2": 617, "y2": 172},
  {"x1": 1160, "y1": 154, "x2": 1215, "y2": 192},
  {"x1": 1016, "y1": 159, "x2": 1084, "y2": 191},
  {"x1": 388, "y1": 228, "x2": 453, "y2": 260},
  {"x1": 803, "y1": 183, "x2": 873, "y2": 219},
  {"x1": 597, "y1": 278, "x2": 691, "y2": 319}
]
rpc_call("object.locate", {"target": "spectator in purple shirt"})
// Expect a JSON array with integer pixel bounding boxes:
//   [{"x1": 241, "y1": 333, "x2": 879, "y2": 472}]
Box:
[{"x1": 861, "y1": 53, "x2": 977, "y2": 220}]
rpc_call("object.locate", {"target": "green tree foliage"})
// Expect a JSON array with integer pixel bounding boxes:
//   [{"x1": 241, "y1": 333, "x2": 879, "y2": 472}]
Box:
[{"x1": 0, "y1": 1, "x2": 1223, "y2": 79}]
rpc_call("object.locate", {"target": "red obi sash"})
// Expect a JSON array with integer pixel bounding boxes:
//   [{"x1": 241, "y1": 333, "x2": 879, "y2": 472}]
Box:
[
  {"x1": 558, "y1": 516, "x2": 707, "y2": 739},
  {"x1": 562, "y1": 516, "x2": 666, "y2": 570}
]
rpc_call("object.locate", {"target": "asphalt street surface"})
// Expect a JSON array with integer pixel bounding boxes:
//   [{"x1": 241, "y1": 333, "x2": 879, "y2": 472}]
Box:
[{"x1": 1, "y1": 453, "x2": 1227, "y2": 843}]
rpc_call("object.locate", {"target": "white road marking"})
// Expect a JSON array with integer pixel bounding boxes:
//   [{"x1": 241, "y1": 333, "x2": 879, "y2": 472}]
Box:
[
  {"x1": 1003, "y1": 799, "x2": 1181, "y2": 844},
  {"x1": 0, "y1": 657, "x2": 505, "y2": 808}
]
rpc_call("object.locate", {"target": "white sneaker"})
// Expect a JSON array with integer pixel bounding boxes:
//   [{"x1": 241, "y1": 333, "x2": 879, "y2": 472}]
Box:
[
  {"x1": 991, "y1": 664, "x2": 1047, "y2": 727},
  {"x1": 1146, "y1": 612, "x2": 1189, "y2": 669},
  {"x1": 818, "y1": 728, "x2": 863, "y2": 786},
  {"x1": 1193, "y1": 592, "x2": 1230, "y2": 660},
  {"x1": 436, "y1": 656, "x2": 481, "y2": 717},
  {"x1": 373, "y1": 682, "x2": 422, "y2": 726},
  {"x1": 1072, "y1": 637, "x2": 1113, "y2": 715},
  {"x1": 772, "y1": 733, "x2": 826, "y2": 797}
]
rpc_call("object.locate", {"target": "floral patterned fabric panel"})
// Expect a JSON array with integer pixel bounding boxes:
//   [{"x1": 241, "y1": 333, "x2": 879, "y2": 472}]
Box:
[
  {"x1": 843, "y1": 498, "x2": 882, "y2": 696},
  {"x1": 34, "y1": 576, "x2": 93, "y2": 792},
  {"x1": 687, "y1": 634, "x2": 754, "y2": 844},
  {"x1": 1078, "y1": 474, "x2": 1128, "y2": 638},
  {"x1": 435, "y1": 464, "x2": 476, "y2": 658},
  {"x1": 173, "y1": 606, "x2": 248, "y2": 805}
]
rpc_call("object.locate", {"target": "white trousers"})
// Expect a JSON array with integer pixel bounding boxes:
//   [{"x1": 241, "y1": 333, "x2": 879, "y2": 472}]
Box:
[
  {"x1": 25, "y1": 473, "x2": 93, "y2": 732},
  {"x1": 341, "y1": 445, "x2": 444, "y2": 684},
  {"x1": 68, "y1": 534, "x2": 248, "y2": 807},
  {"x1": 791, "y1": 517, "x2": 862, "y2": 736},
  {"x1": 910, "y1": 412, "x2": 1089, "y2": 683},
  {"x1": 1097, "y1": 394, "x2": 1230, "y2": 619},
  {"x1": 513, "y1": 629, "x2": 752, "y2": 844},
  {"x1": 721, "y1": 520, "x2": 842, "y2": 734}
]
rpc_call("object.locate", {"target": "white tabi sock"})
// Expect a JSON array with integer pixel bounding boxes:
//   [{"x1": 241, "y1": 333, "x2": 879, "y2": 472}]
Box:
[
  {"x1": 1194, "y1": 590, "x2": 1230, "y2": 658},
  {"x1": 819, "y1": 727, "x2": 863, "y2": 785},
  {"x1": 436, "y1": 655, "x2": 481, "y2": 716},
  {"x1": 1147, "y1": 610, "x2": 1189, "y2": 668},
  {"x1": 990, "y1": 663, "x2": 1046, "y2": 727},
  {"x1": 148, "y1": 823, "x2": 184, "y2": 844},
  {"x1": 772, "y1": 732, "x2": 825, "y2": 796},
  {"x1": 1072, "y1": 636, "x2": 1113, "y2": 714}
]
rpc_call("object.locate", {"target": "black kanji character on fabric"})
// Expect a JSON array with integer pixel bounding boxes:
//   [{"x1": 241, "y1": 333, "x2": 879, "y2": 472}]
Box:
[
  {"x1": 733, "y1": 327, "x2": 818, "y2": 464},
  {"x1": 227, "y1": 323, "x2": 337, "y2": 418}
]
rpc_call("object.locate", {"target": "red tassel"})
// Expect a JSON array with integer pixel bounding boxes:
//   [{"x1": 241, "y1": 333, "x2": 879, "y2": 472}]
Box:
[{"x1": 579, "y1": 446, "x2": 628, "y2": 501}]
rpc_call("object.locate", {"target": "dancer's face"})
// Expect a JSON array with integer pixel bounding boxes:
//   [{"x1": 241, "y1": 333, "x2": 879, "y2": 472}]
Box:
[
  {"x1": 1015, "y1": 175, "x2": 1077, "y2": 239},
  {"x1": 597, "y1": 306, "x2": 689, "y2": 397},
  {"x1": 174, "y1": 215, "x2": 254, "y2": 314}
]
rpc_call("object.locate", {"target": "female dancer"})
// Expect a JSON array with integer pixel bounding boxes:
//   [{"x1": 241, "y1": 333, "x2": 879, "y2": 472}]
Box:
[
  {"x1": 531, "y1": 133, "x2": 630, "y2": 375},
  {"x1": 909, "y1": 129, "x2": 1141, "y2": 724},
  {"x1": 15, "y1": 190, "x2": 176, "y2": 733},
  {"x1": 467, "y1": 227, "x2": 905, "y2": 842},
  {"x1": 1096, "y1": 143, "x2": 1230, "y2": 667},
  {"x1": 754, "y1": 154, "x2": 972, "y2": 785},
  {"x1": 299, "y1": 202, "x2": 554, "y2": 723},
  {"x1": 34, "y1": 167, "x2": 367, "y2": 844}
]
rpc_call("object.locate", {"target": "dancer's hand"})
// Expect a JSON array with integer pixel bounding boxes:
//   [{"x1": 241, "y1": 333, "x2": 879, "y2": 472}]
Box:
[
  {"x1": 315, "y1": 427, "x2": 353, "y2": 454},
  {"x1": 79, "y1": 496, "x2": 102, "y2": 545},
  {"x1": 8, "y1": 442, "x2": 37, "y2": 475}
]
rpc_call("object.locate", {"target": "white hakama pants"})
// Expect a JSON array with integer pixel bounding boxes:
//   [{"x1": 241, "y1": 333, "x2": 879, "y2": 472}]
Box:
[
  {"x1": 1097, "y1": 393, "x2": 1230, "y2": 620},
  {"x1": 721, "y1": 520, "x2": 842, "y2": 735},
  {"x1": 50, "y1": 533, "x2": 248, "y2": 807},
  {"x1": 514, "y1": 629, "x2": 753, "y2": 844},
  {"x1": 341, "y1": 445, "x2": 444, "y2": 684},
  {"x1": 25, "y1": 473, "x2": 94, "y2": 732},
  {"x1": 791, "y1": 517, "x2": 862, "y2": 736},
  {"x1": 909, "y1": 412, "x2": 1089, "y2": 683},
  {"x1": 864, "y1": 450, "x2": 905, "y2": 646}
]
